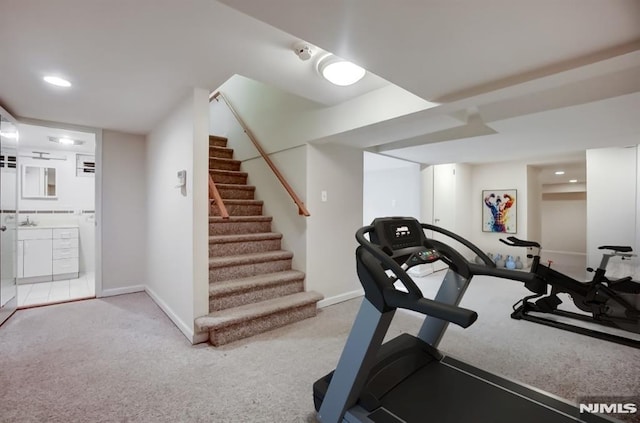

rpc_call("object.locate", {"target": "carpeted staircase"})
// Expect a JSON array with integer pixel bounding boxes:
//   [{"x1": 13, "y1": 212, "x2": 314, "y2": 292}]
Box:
[{"x1": 195, "y1": 135, "x2": 323, "y2": 346}]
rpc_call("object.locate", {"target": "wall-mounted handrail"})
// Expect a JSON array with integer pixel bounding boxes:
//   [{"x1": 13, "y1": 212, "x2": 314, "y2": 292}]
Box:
[
  {"x1": 210, "y1": 91, "x2": 310, "y2": 217},
  {"x1": 209, "y1": 173, "x2": 229, "y2": 219}
]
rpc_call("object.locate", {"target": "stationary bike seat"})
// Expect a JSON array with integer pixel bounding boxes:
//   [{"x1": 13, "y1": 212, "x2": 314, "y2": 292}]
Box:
[{"x1": 598, "y1": 245, "x2": 633, "y2": 253}]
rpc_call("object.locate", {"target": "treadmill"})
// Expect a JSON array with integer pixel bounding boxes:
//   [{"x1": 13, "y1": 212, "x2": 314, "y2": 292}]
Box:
[{"x1": 313, "y1": 217, "x2": 620, "y2": 423}]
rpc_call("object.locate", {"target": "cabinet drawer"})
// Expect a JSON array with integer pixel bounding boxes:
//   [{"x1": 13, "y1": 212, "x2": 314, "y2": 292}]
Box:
[
  {"x1": 53, "y1": 238, "x2": 78, "y2": 249},
  {"x1": 53, "y1": 257, "x2": 79, "y2": 275},
  {"x1": 18, "y1": 229, "x2": 52, "y2": 240},
  {"x1": 52, "y1": 248, "x2": 79, "y2": 260},
  {"x1": 53, "y1": 228, "x2": 78, "y2": 239}
]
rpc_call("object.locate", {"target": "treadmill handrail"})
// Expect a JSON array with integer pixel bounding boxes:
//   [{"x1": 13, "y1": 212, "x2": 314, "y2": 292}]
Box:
[
  {"x1": 355, "y1": 226, "x2": 477, "y2": 328},
  {"x1": 422, "y1": 223, "x2": 495, "y2": 267},
  {"x1": 383, "y1": 289, "x2": 477, "y2": 328}
]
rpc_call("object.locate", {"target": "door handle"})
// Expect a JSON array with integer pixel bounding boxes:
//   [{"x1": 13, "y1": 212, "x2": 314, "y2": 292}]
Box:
[{"x1": 0, "y1": 226, "x2": 6, "y2": 232}]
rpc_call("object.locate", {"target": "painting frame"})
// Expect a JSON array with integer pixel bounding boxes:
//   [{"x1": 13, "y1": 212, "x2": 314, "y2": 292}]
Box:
[{"x1": 482, "y1": 189, "x2": 517, "y2": 233}]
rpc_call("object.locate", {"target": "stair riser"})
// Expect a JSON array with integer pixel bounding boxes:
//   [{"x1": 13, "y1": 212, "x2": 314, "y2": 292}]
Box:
[
  {"x1": 217, "y1": 187, "x2": 255, "y2": 200},
  {"x1": 210, "y1": 280, "x2": 304, "y2": 311},
  {"x1": 209, "y1": 221, "x2": 271, "y2": 235},
  {"x1": 209, "y1": 137, "x2": 227, "y2": 148},
  {"x1": 210, "y1": 172, "x2": 247, "y2": 185},
  {"x1": 210, "y1": 203, "x2": 263, "y2": 216},
  {"x1": 209, "y1": 238, "x2": 280, "y2": 257},
  {"x1": 208, "y1": 303, "x2": 318, "y2": 346},
  {"x1": 210, "y1": 159, "x2": 241, "y2": 171},
  {"x1": 210, "y1": 259, "x2": 292, "y2": 282},
  {"x1": 209, "y1": 148, "x2": 234, "y2": 159}
]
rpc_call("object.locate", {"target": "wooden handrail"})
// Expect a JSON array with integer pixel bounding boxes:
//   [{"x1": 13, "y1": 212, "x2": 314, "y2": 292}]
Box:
[
  {"x1": 209, "y1": 174, "x2": 229, "y2": 219},
  {"x1": 210, "y1": 91, "x2": 310, "y2": 217}
]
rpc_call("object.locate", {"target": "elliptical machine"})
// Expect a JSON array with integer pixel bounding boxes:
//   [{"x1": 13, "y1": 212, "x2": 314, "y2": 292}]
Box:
[
  {"x1": 502, "y1": 236, "x2": 640, "y2": 348},
  {"x1": 314, "y1": 217, "x2": 617, "y2": 423}
]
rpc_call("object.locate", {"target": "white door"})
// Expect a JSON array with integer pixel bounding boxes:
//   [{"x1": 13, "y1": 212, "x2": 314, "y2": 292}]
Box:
[
  {"x1": 0, "y1": 111, "x2": 19, "y2": 325},
  {"x1": 432, "y1": 164, "x2": 456, "y2": 271}
]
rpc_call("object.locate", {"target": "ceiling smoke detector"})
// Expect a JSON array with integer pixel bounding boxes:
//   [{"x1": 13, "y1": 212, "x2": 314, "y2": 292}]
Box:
[{"x1": 293, "y1": 42, "x2": 314, "y2": 61}]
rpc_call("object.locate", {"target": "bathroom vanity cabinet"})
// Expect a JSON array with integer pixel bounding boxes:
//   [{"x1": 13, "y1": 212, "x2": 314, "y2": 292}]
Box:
[{"x1": 17, "y1": 226, "x2": 79, "y2": 283}]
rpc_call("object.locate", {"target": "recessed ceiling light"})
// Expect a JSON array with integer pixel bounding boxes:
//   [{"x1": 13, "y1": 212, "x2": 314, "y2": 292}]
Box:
[
  {"x1": 43, "y1": 76, "x2": 72, "y2": 87},
  {"x1": 569, "y1": 179, "x2": 578, "y2": 183},
  {"x1": 554, "y1": 171, "x2": 565, "y2": 175},
  {"x1": 319, "y1": 56, "x2": 366, "y2": 86}
]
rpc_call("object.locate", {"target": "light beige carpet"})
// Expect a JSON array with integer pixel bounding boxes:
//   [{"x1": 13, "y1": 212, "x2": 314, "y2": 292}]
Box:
[{"x1": 0, "y1": 275, "x2": 638, "y2": 422}]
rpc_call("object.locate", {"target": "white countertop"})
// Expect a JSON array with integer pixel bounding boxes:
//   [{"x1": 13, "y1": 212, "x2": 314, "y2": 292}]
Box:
[{"x1": 18, "y1": 225, "x2": 79, "y2": 229}]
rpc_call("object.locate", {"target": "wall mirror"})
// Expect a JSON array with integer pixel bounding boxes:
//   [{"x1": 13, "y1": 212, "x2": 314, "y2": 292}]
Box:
[{"x1": 22, "y1": 165, "x2": 57, "y2": 198}]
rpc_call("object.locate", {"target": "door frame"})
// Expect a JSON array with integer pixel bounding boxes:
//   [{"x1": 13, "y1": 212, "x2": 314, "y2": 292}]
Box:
[
  {"x1": 15, "y1": 117, "x2": 103, "y2": 298},
  {"x1": 0, "y1": 105, "x2": 19, "y2": 325}
]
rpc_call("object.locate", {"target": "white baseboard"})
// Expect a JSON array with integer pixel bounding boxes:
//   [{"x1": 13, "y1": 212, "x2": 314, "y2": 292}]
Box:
[
  {"x1": 100, "y1": 285, "x2": 145, "y2": 297},
  {"x1": 318, "y1": 289, "x2": 363, "y2": 308},
  {"x1": 192, "y1": 332, "x2": 209, "y2": 345},
  {"x1": 144, "y1": 286, "x2": 197, "y2": 343}
]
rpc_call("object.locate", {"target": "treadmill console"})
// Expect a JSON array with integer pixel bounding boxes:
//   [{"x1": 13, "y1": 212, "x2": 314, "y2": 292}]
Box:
[{"x1": 370, "y1": 217, "x2": 425, "y2": 251}]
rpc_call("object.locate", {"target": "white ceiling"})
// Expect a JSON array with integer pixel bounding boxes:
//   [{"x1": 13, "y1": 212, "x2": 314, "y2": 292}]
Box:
[{"x1": 1, "y1": 0, "x2": 639, "y2": 169}]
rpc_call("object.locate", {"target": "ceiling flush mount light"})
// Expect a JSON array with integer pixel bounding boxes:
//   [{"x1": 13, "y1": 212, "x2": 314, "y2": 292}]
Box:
[
  {"x1": 43, "y1": 75, "x2": 72, "y2": 87},
  {"x1": 318, "y1": 55, "x2": 366, "y2": 86},
  {"x1": 49, "y1": 136, "x2": 83, "y2": 146},
  {"x1": 569, "y1": 179, "x2": 578, "y2": 183},
  {"x1": 554, "y1": 171, "x2": 565, "y2": 175}
]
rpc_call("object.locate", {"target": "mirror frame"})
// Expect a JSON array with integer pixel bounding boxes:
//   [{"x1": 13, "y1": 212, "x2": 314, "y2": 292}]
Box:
[{"x1": 21, "y1": 164, "x2": 57, "y2": 199}]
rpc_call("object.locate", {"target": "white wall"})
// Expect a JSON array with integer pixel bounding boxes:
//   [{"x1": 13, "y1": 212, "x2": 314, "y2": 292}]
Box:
[
  {"x1": 17, "y1": 148, "x2": 96, "y2": 274},
  {"x1": 211, "y1": 74, "x2": 434, "y2": 152},
  {"x1": 526, "y1": 165, "x2": 542, "y2": 244},
  {"x1": 470, "y1": 161, "x2": 529, "y2": 254},
  {"x1": 18, "y1": 150, "x2": 94, "y2": 211},
  {"x1": 363, "y1": 152, "x2": 420, "y2": 225},
  {"x1": 541, "y1": 192, "x2": 586, "y2": 253},
  {"x1": 586, "y1": 146, "x2": 638, "y2": 269},
  {"x1": 146, "y1": 88, "x2": 209, "y2": 342},
  {"x1": 242, "y1": 146, "x2": 308, "y2": 273},
  {"x1": 101, "y1": 130, "x2": 147, "y2": 294},
  {"x1": 307, "y1": 144, "x2": 363, "y2": 305}
]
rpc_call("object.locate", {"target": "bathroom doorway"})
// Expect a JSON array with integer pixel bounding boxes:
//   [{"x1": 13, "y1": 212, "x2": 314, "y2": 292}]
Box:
[{"x1": 15, "y1": 123, "x2": 97, "y2": 307}]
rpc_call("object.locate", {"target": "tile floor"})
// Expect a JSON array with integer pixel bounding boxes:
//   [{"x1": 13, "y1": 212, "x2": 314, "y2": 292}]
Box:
[{"x1": 17, "y1": 273, "x2": 95, "y2": 308}]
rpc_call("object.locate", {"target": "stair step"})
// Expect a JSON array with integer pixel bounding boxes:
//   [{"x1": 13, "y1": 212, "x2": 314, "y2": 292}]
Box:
[
  {"x1": 210, "y1": 199, "x2": 263, "y2": 217},
  {"x1": 209, "y1": 250, "x2": 293, "y2": 282},
  {"x1": 216, "y1": 184, "x2": 256, "y2": 200},
  {"x1": 209, "y1": 135, "x2": 228, "y2": 147},
  {"x1": 209, "y1": 231, "x2": 281, "y2": 256},
  {"x1": 209, "y1": 146, "x2": 234, "y2": 159},
  {"x1": 195, "y1": 291, "x2": 324, "y2": 346},
  {"x1": 210, "y1": 157, "x2": 241, "y2": 171},
  {"x1": 210, "y1": 169, "x2": 248, "y2": 185},
  {"x1": 209, "y1": 216, "x2": 272, "y2": 235},
  {"x1": 208, "y1": 270, "x2": 305, "y2": 311}
]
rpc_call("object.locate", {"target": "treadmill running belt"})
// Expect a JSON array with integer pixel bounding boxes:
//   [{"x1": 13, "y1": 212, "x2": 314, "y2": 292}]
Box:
[{"x1": 378, "y1": 360, "x2": 582, "y2": 423}]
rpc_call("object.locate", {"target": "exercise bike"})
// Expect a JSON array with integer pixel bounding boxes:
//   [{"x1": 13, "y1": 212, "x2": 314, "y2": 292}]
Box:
[{"x1": 501, "y1": 236, "x2": 640, "y2": 348}]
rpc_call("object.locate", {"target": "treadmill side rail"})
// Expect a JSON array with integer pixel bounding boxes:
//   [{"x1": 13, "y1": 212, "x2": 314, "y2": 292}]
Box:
[
  {"x1": 418, "y1": 269, "x2": 472, "y2": 348},
  {"x1": 318, "y1": 299, "x2": 396, "y2": 423}
]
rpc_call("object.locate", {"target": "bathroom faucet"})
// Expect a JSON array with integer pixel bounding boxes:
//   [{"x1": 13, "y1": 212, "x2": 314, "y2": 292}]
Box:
[{"x1": 19, "y1": 216, "x2": 36, "y2": 226}]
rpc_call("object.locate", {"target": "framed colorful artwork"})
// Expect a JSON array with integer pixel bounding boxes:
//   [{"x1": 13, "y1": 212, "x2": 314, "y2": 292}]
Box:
[{"x1": 482, "y1": 189, "x2": 517, "y2": 233}]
